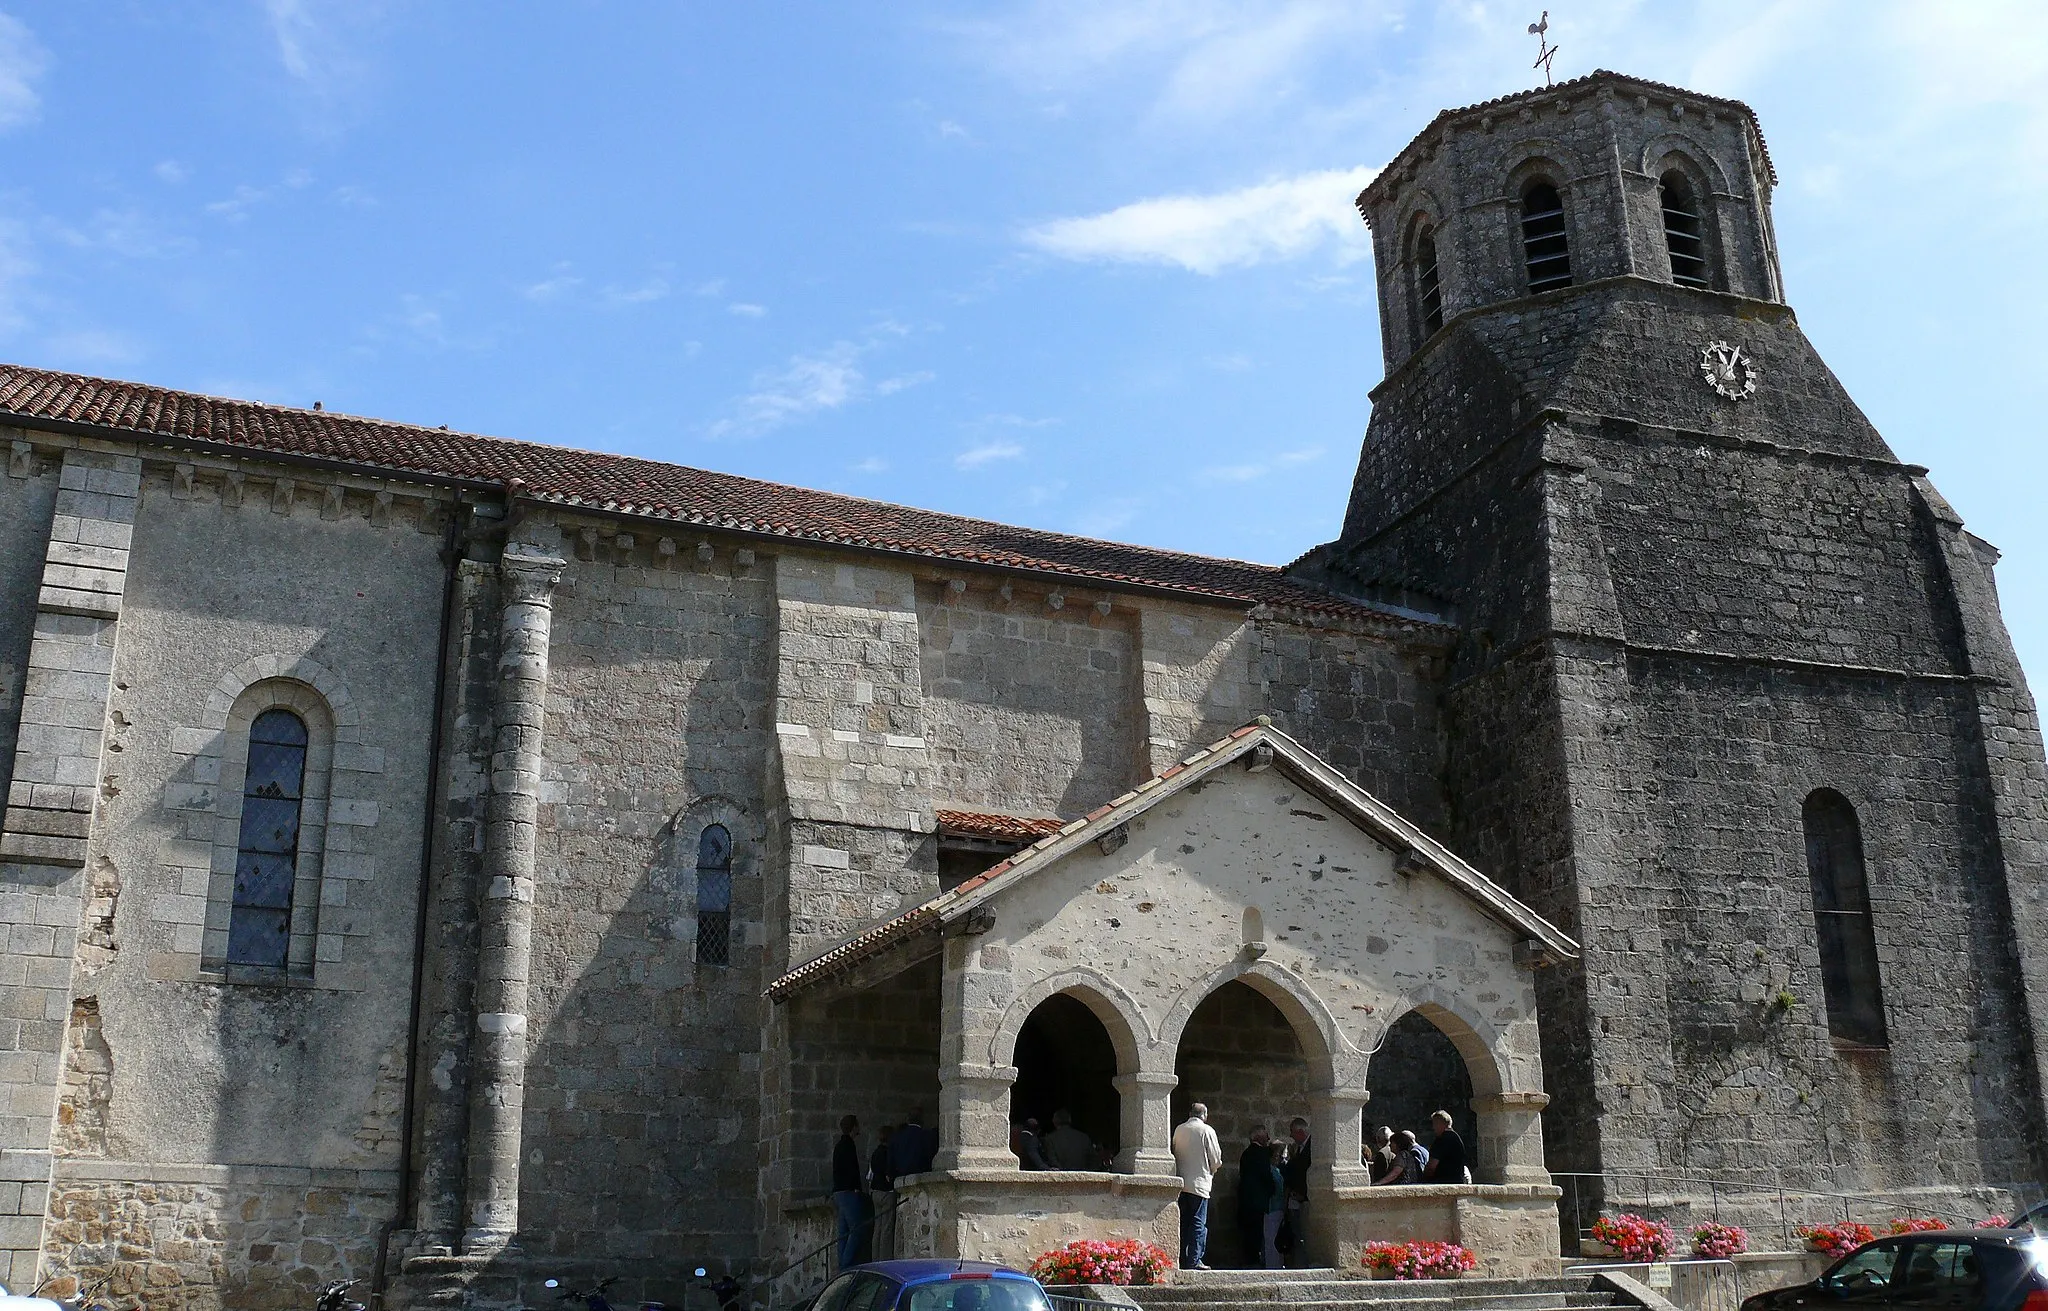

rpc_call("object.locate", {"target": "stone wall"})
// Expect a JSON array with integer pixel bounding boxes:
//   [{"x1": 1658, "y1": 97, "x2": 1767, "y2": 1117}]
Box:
[
  {"x1": 0, "y1": 433, "x2": 58, "y2": 815},
  {"x1": 517, "y1": 523, "x2": 776, "y2": 1275},
  {"x1": 38, "y1": 1165, "x2": 396, "y2": 1311}
]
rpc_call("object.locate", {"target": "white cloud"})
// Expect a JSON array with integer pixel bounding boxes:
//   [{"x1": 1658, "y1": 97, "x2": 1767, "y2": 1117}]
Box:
[
  {"x1": 1198, "y1": 463, "x2": 1266, "y2": 483},
  {"x1": 709, "y1": 326, "x2": 925, "y2": 438},
  {"x1": 154, "y1": 160, "x2": 189, "y2": 185},
  {"x1": 205, "y1": 184, "x2": 274, "y2": 221},
  {"x1": 852, "y1": 456, "x2": 889, "y2": 474},
  {"x1": 43, "y1": 328, "x2": 142, "y2": 366},
  {"x1": 727, "y1": 302, "x2": 767, "y2": 318},
  {"x1": 1025, "y1": 166, "x2": 1375, "y2": 275},
  {"x1": 0, "y1": 12, "x2": 46, "y2": 133},
  {"x1": 606, "y1": 277, "x2": 670, "y2": 306},
  {"x1": 955, "y1": 441, "x2": 1024, "y2": 470},
  {"x1": 522, "y1": 271, "x2": 584, "y2": 303}
]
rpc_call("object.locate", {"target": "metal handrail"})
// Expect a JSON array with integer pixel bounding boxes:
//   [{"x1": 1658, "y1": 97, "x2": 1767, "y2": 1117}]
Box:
[{"x1": 751, "y1": 1191, "x2": 903, "y2": 1311}]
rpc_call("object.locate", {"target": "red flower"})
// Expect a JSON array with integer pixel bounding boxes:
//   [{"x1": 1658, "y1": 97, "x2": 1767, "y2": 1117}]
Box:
[
  {"x1": 1028, "y1": 1238, "x2": 1174, "y2": 1287},
  {"x1": 1361, "y1": 1240, "x2": 1477, "y2": 1279},
  {"x1": 1797, "y1": 1223, "x2": 1876, "y2": 1258},
  {"x1": 1692, "y1": 1223, "x2": 1749, "y2": 1258},
  {"x1": 1592, "y1": 1214, "x2": 1675, "y2": 1262}
]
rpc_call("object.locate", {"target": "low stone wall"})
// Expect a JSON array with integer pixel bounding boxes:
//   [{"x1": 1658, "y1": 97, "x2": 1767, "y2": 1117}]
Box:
[
  {"x1": 892, "y1": 1171, "x2": 1181, "y2": 1269},
  {"x1": 37, "y1": 1161, "x2": 397, "y2": 1311},
  {"x1": 1570, "y1": 1254, "x2": 1833, "y2": 1311},
  {"x1": 1314, "y1": 1184, "x2": 1562, "y2": 1278}
]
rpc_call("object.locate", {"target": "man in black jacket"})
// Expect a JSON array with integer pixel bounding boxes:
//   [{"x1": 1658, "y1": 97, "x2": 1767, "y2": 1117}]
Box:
[
  {"x1": 1423, "y1": 1110, "x2": 1469, "y2": 1184},
  {"x1": 832, "y1": 1115, "x2": 869, "y2": 1269},
  {"x1": 1281, "y1": 1117, "x2": 1311, "y2": 1265}
]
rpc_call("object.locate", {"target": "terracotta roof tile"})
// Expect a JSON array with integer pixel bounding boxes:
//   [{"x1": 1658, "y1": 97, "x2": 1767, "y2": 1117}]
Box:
[
  {"x1": 0, "y1": 363, "x2": 1444, "y2": 624},
  {"x1": 934, "y1": 809, "x2": 1066, "y2": 842}
]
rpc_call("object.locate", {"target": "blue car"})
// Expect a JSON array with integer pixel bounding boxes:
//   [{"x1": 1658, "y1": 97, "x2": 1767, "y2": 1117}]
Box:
[{"x1": 807, "y1": 1261, "x2": 1052, "y2": 1311}]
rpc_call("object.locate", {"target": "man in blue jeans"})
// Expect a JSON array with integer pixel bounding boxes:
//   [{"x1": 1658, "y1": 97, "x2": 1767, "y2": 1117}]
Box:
[
  {"x1": 831, "y1": 1114, "x2": 869, "y2": 1269},
  {"x1": 1170, "y1": 1103, "x2": 1222, "y2": 1270}
]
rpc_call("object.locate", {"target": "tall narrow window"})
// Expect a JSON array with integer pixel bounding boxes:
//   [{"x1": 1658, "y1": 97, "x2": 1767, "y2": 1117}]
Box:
[
  {"x1": 1520, "y1": 181, "x2": 1572, "y2": 292},
  {"x1": 1414, "y1": 226, "x2": 1444, "y2": 337},
  {"x1": 229, "y1": 709, "x2": 308, "y2": 969},
  {"x1": 696, "y1": 823, "x2": 733, "y2": 967},
  {"x1": 1660, "y1": 171, "x2": 1709, "y2": 288},
  {"x1": 1803, "y1": 790, "x2": 1887, "y2": 1047}
]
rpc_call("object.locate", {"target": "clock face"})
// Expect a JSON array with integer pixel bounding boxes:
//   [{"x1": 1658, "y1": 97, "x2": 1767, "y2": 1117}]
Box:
[{"x1": 1700, "y1": 341, "x2": 1759, "y2": 399}]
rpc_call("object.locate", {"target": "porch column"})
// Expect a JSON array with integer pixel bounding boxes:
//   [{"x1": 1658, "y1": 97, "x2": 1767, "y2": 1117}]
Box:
[
  {"x1": 461, "y1": 549, "x2": 565, "y2": 1252},
  {"x1": 1112, "y1": 1071, "x2": 1178, "y2": 1174},
  {"x1": 1471, "y1": 1091, "x2": 1551, "y2": 1184},
  {"x1": 934, "y1": 1063, "x2": 1018, "y2": 1172},
  {"x1": 1308, "y1": 1090, "x2": 1372, "y2": 1190}
]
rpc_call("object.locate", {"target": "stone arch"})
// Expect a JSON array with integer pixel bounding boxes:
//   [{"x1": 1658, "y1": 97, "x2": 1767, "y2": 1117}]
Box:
[
  {"x1": 1388, "y1": 985, "x2": 1507, "y2": 1098},
  {"x1": 1638, "y1": 132, "x2": 1732, "y2": 193},
  {"x1": 658, "y1": 793, "x2": 760, "y2": 964},
  {"x1": 990, "y1": 968, "x2": 1152, "y2": 1077},
  {"x1": 1159, "y1": 957, "x2": 1356, "y2": 1089},
  {"x1": 1500, "y1": 143, "x2": 1585, "y2": 198}
]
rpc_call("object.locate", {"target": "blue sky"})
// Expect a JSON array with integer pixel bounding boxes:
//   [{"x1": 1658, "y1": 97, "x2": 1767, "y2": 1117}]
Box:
[{"x1": 2, "y1": 2, "x2": 2044, "y2": 684}]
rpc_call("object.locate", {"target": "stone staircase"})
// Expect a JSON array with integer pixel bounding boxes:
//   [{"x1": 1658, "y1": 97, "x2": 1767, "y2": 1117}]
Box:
[{"x1": 1111, "y1": 1268, "x2": 1642, "y2": 1311}]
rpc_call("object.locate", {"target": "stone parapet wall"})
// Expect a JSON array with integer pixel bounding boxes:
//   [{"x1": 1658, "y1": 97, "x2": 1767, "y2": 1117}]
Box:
[
  {"x1": 1312, "y1": 1183, "x2": 1562, "y2": 1278},
  {"x1": 891, "y1": 1170, "x2": 1181, "y2": 1268}
]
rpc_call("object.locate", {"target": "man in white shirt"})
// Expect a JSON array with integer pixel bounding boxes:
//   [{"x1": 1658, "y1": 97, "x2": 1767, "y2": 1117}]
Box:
[{"x1": 1170, "y1": 1103, "x2": 1223, "y2": 1270}]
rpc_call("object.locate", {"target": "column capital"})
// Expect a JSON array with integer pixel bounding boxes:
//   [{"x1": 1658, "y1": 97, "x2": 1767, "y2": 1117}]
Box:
[
  {"x1": 1111, "y1": 1072, "x2": 1179, "y2": 1093},
  {"x1": 499, "y1": 551, "x2": 566, "y2": 605}
]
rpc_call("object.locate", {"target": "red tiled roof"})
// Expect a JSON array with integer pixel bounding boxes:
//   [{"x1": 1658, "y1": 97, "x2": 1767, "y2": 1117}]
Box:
[
  {"x1": 1364, "y1": 69, "x2": 1777, "y2": 204},
  {"x1": 0, "y1": 363, "x2": 1429, "y2": 623},
  {"x1": 934, "y1": 809, "x2": 1067, "y2": 842}
]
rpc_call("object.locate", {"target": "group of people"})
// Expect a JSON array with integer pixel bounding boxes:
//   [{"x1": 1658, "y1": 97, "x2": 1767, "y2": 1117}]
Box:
[
  {"x1": 1169, "y1": 1105, "x2": 1472, "y2": 1270},
  {"x1": 1010, "y1": 1109, "x2": 1107, "y2": 1172},
  {"x1": 830, "y1": 1111, "x2": 940, "y2": 1268},
  {"x1": 1366, "y1": 1111, "x2": 1470, "y2": 1188}
]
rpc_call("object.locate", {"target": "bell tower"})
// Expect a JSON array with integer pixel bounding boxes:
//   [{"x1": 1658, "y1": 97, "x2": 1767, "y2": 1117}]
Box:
[{"x1": 1294, "y1": 72, "x2": 2048, "y2": 1201}]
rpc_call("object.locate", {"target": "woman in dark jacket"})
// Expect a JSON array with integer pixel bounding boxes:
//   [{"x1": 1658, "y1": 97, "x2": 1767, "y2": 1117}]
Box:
[{"x1": 1236, "y1": 1137, "x2": 1286, "y2": 1268}]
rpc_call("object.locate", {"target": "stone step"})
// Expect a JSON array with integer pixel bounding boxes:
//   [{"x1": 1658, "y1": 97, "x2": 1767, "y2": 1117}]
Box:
[
  {"x1": 1124, "y1": 1293, "x2": 1620, "y2": 1311},
  {"x1": 1125, "y1": 1276, "x2": 1610, "y2": 1302}
]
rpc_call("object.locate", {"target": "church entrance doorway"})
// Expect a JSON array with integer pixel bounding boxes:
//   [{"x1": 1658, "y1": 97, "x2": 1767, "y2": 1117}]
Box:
[
  {"x1": 1010, "y1": 993, "x2": 1119, "y2": 1171},
  {"x1": 1173, "y1": 980, "x2": 1311, "y2": 1268},
  {"x1": 1366, "y1": 1009, "x2": 1477, "y2": 1177}
]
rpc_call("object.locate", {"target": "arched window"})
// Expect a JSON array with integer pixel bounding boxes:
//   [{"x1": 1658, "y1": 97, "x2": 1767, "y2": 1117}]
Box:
[
  {"x1": 1414, "y1": 225, "x2": 1444, "y2": 338},
  {"x1": 1660, "y1": 170, "x2": 1709, "y2": 288},
  {"x1": 696, "y1": 823, "x2": 734, "y2": 967},
  {"x1": 1520, "y1": 181, "x2": 1572, "y2": 292},
  {"x1": 227, "y1": 709, "x2": 309, "y2": 969},
  {"x1": 1803, "y1": 790, "x2": 1887, "y2": 1046}
]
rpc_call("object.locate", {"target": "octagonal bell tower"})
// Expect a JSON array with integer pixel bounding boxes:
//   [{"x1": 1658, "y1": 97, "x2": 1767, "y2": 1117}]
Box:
[{"x1": 1293, "y1": 71, "x2": 2048, "y2": 1207}]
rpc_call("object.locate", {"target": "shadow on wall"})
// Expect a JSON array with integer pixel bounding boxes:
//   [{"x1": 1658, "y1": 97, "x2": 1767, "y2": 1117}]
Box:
[{"x1": 1010, "y1": 994, "x2": 1119, "y2": 1169}]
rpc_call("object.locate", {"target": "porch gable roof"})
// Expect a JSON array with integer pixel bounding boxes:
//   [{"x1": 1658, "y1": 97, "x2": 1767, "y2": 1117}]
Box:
[{"x1": 767, "y1": 719, "x2": 1578, "y2": 1001}]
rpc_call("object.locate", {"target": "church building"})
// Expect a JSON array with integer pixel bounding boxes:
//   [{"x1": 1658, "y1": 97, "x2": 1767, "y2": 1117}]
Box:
[{"x1": 0, "y1": 70, "x2": 2041, "y2": 1310}]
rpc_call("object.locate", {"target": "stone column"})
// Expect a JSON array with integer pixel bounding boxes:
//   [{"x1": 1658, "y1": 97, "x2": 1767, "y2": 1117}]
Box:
[
  {"x1": 1112, "y1": 1071, "x2": 1178, "y2": 1175},
  {"x1": 460, "y1": 550, "x2": 564, "y2": 1253},
  {"x1": 1471, "y1": 1091, "x2": 1551, "y2": 1184},
  {"x1": 933, "y1": 1063, "x2": 1018, "y2": 1172},
  {"x1": 1307, "y1": 1090, "x2": 1373, "y2": 1190}
]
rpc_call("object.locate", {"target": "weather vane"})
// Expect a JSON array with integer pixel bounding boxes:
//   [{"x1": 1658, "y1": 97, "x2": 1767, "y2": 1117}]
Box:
[{"x1": 1528, "y1": 10, "x2": 1559, "y2": 86}]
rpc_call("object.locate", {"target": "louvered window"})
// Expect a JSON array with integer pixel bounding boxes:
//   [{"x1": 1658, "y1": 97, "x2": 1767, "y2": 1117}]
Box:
[
  {"x1": 1804, "y1": 790, "x2": 1888, "y2": 1047},
  {"x1": 1661, "y1": 171, "x2": 1709, "y2": 288},
  {"x1": 1415, "y1": 227, "x2": 1444, "y2": 337},
  {"x1": 695, "y1": 823, "x2": 733, "y2": 967},
  {"x1": 1520, "y1": 182, "x2": 1572, "y2": 292},
  {"x1": 228, "y1": 709, "x2": 308, "y2": 969}
]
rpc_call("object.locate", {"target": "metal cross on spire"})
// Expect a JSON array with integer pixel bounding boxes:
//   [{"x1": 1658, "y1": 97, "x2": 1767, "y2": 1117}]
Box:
[{"x1": 1528, "y1": 10, "x2": 1559, "y2": 86}]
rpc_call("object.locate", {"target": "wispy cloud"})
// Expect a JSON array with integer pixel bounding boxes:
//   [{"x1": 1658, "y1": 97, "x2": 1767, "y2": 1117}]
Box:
[
  {"x1": 606, "y1": 276, "x2": 670, "y2": 306},
  {"x1": 1026, "y1": 166, "x2": 1375, "y2": 274},
  {"x1": 955, "y1": 440, "x2": 1024, "y2": 470},
  {"x1": 154, "y1": 160, "x2": 189, "y2": 185},
  {"x1": 0, "y1": 12, "x2": 47, "y2": 133},
  {"x1": 708, "y1": 324, "x2": 926, "y2": 438},
  {"x1": 727, "y1": 302, "x2": 767, "y2": 318},
  {"x1": 522, "y1": 269, "x2": 584, "y2": 303},
  {"x1": 852, "y1": 456, "x2": 889, "y2": 474},
  {"x1": 1197, "y1": 446, "x2": 1324, "y2": 483}
]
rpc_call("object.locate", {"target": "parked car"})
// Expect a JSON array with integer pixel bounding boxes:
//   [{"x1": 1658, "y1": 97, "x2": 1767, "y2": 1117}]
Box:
[
  {"x1": 2009, "y1": 1204, "x2": 2048, "y2": 1234},
  {"x1": 806, "y1": 1261, "x2": 1052, "y2": 1311},
  {"x1": 1741, "y1": 1230, "x2": 2048, "y2": 1311}
]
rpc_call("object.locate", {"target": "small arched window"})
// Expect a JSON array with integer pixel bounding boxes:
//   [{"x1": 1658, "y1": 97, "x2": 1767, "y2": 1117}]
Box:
[
  {"x1": 695, "y1": 823, "x2": 734, "y2": 967},
  {"x1": 1414, "y1": 225, "x2": 1444, "y2": 338},
  {"x1": 1803, "y1": 790, "x2": 1887, "y2": 1047},
  {"x1": 1520, "y1": 181, "x2": 1572, "y2": 293},
  {"x1": 228, "y1": 709, "x2": 309, "y2": 969},
  {"x1": 1660, "y1": 170, "x2": 1709, "y2": 288}
]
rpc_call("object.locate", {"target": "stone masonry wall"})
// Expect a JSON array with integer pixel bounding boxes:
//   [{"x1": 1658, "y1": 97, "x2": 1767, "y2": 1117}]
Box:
[
  {"x1": 519, "y1": 523, "x2": 775, "y2": 1277},
  {"x1": 0, "y1": 435, "x2": 58, "y2": 817},
  {"x1": 917, "y1": 578, "x2": 1140, "y2": 818}
]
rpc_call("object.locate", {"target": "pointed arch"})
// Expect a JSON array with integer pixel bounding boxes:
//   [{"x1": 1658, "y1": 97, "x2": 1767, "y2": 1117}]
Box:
[
  {"x1": 1159, "y1": 957, "x2": 1359, "y2": 1090},
  {"x1": 1385, "y1": 984, "x2": 1507, "y2": 1098}
]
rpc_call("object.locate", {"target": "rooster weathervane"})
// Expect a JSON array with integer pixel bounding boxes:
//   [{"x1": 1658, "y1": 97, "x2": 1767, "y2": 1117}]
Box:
[{"x1": 1529, "y1": 11, "x2": 1560, "y2": 86}]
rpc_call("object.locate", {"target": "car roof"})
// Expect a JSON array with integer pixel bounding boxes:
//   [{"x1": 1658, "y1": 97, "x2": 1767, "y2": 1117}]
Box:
[
  {"x1": 1867, "y1": 1231, "x2": 2033, "y2": 1245},
  {"x1": 852, "y1": 1261, "x2": 1032, "y2": 1284}
]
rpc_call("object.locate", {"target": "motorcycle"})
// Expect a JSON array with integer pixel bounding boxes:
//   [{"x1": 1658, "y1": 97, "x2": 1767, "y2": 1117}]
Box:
[
  {"x1": 543, "y1": 1266, "x2": 736, "y2": 1311},
  {"x1": 315, "y1": 1280, "x2": 367, "y2": 1311},
  {"x1": 0, "y1": 1275, "x2": 112, "y2": 1311}
]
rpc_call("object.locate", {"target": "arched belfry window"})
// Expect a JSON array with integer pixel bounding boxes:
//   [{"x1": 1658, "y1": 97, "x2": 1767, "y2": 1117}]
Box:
[
  {"x1": 696, "y1": 823, "x2": 734, "y2": 967},
  {"x1": 228, "y1": 709, "x2": 309, "y2": 969},
  {"x1": 1520, "y1": 181, "x2": 1572, "y2": 292},
  {"x1": 1660, "y1": 170, "x2": 1709, "y2": 288},
  {"x1": 1414, "y1": 224, "x2": 1444, "y2": 338},
  {"x1": 1803, "y1": 790, "x2": 1887, "y2": 1047}
]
